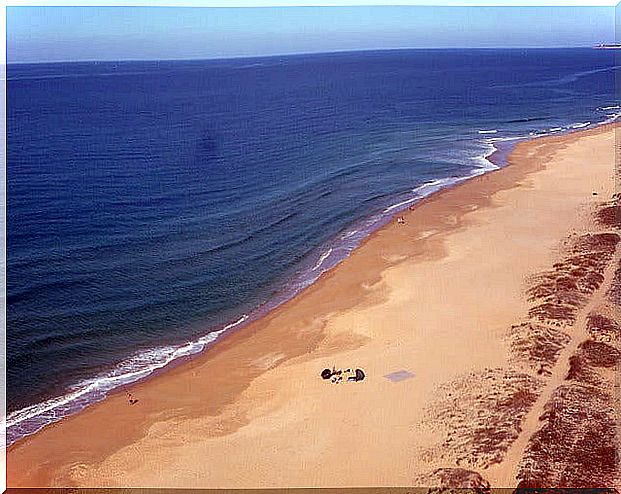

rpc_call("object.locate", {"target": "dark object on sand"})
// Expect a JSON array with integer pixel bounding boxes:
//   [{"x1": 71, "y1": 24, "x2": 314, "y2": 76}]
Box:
[
  {"x1": 126, "y1": 391, "x2": 139, "y2": 405},
  {"x1": 384, "y1": 369, "x2": 414, "y2": 382},
  {"x1": 355, "y1": 368, "x2": 365, "y2": 381},
  {"x1": 322, "y1": 367, "x2": 365, "y2": 382}
]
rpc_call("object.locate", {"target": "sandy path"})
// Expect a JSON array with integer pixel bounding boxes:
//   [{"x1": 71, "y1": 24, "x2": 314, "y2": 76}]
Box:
[{"x1": 486, "y1": 231, "x2": 621, "y2": 486}]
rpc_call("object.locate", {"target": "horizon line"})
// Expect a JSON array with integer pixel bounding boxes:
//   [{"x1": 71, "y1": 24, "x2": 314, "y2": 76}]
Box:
[{"x1": 7, "y1": 44, "x2": 606, "y2": 65}]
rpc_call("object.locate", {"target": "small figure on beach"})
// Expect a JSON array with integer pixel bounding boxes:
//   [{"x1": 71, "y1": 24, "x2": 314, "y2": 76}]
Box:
[
  {"x1": 397, "y1": 216, "x2": 406, "y2": 225},
  {"x1": 126, "y1": 391, "x2": 139, "y2": 405},
  {"x1": 343, "y1": 368, "x2": 356, "y2": 382}
]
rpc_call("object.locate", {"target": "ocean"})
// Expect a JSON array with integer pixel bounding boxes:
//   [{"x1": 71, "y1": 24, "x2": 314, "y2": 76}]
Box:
[{"x1": 7, "y1": 48, "x2": 619, "y2": 444}]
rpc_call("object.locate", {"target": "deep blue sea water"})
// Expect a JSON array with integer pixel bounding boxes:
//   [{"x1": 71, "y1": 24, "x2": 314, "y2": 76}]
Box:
[{"x1": 7, "y1": 48, "x2": 620, "y2": 443}]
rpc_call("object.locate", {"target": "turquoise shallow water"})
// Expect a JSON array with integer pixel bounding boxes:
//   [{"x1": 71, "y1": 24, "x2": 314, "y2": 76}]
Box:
[{"x1": 7, "y1": 48, "x2": 620, "y2": 443}]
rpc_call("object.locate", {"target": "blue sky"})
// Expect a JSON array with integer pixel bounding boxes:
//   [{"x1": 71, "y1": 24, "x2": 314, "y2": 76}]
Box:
[{"x1": 7, "y1": 5, "x2": 616, "y2": 63}]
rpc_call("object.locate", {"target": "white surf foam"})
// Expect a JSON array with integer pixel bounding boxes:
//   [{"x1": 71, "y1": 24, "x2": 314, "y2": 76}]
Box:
[
  {"x1": 312, "y1": 248, "x2": 333, "y2": 271},
  {"x1": 599, "y1": 112, "x2": 621, "y2": 125},
  {"x1": 383, "y1": 177, "x2": 465, "y2": 213},
  {"x1": 383, "y1": 196, "x2": 421, "y2": 213},
  {"x1": 569, "y1": 121, "x2": 591, "y2": 129},
  {"x1": 6, "y1": 314, "x2": 249, "y2": 444},
  {"x1": 341, "y1": 229, "x2": 359, "y2": 239},
  {"x1": 486, "y1": 134, "x2": 533, "y2": 143}
]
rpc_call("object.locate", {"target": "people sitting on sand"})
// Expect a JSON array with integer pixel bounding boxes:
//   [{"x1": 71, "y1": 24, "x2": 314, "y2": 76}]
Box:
[
  {"x1": 396, "y1": 216, "x2": 406, "y2": 224},
  {"x1": 331, "y1": 369, "x2": 343, "y2": 383},
  {"x1": 320, "y1": 367, "x2": 365, "y2": 383},
  {"x1": 342, "y1": 368, "x2": 356, "y2": 382}
]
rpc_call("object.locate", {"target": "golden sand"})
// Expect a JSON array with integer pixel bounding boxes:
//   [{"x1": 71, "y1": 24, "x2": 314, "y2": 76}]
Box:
[{"x1": 8, "y1": 124, "x2": 619, "y2": 488}]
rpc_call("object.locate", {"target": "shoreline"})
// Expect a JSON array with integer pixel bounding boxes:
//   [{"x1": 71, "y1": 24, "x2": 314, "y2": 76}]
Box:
[
  {"x1": 7, "y1": 122, "x2": 619, "y2": 487},
  {"x1": 6, "y1": 118, "x2": 603, "y2": 446},
  {"x1": 7, "y1": 110, "x2": 619, "y2": 446},
  {"x1": 6, "y1": 127, "x2": 505, "y2": 445}
]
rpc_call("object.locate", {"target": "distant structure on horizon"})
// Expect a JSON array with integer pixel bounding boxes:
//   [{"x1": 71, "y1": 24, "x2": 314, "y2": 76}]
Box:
[{"x1": 594, "y1": 43, "x2": 621, "y2": 49}]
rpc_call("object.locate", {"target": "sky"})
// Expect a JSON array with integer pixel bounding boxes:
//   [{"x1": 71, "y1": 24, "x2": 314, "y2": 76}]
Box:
[{"x1": 5, "y1": 4, "x2": 617, "y2": 63}]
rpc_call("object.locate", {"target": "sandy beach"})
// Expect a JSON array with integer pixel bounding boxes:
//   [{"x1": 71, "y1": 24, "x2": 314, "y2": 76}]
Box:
[{"x1": 7, "y1": 124, "x2": 620, "y2": 488}]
